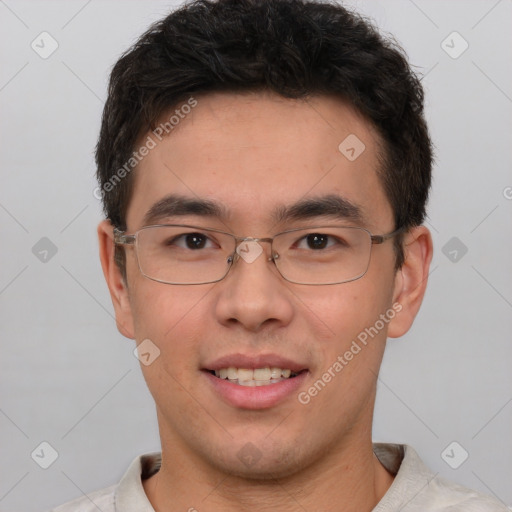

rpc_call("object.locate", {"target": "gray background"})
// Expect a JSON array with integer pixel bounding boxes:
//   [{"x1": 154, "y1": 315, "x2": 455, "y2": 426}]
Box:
[{"x1": 1, "y1": 0, "x2": 511, "y2": 510}]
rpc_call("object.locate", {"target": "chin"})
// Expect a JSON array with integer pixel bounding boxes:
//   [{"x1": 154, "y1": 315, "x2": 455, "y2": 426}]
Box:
[{"x1": 205, "y1": 440, "x2": 312, "y2": 481}]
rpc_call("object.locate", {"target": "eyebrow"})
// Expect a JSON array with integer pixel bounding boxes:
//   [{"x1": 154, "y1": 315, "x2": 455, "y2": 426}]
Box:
[
  {"x1": 272, "y1": 194, "x2": 366, "y2": 225},
  {"x1": 142, "y1": 193, "x2": 365, "y2": 227},
  {"x1": 142, "y1": 194, "x2": 228, "y2": 226}
]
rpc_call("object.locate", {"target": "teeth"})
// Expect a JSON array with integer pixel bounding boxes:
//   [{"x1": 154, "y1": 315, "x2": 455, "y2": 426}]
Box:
[
  {"x1": 253, "y1": 367, "x2": 272, "y2": 380},
  {"x1": 213, "y1": 366, "x2": 298, "y2": 385},
  {"x1": 270, "y1": 367, "x2": 281, "y2": 379},
  {"x1": 238, "y1": 368, "x2": 253, "y2": 382},
  {"x1": 236, "y1": 378, "x2": 283, "y2": 387}
]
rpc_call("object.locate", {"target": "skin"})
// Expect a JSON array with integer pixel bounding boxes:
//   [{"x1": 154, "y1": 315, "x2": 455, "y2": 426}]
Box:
[{"x1": 98, "y1": 91, "x2": 433, "y2": 512}]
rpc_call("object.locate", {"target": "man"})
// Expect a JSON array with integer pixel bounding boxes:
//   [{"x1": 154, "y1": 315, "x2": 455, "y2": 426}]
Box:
[{"x1": 53, "y1": 0, "x2": 507, "y2": 510}]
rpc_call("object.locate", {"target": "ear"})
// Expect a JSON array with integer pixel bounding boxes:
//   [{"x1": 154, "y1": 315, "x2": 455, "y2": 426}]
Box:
[
  {"x1": 387, "y1": 225, "x2": 433, "y2": 338},
  {"x1": 97, "y1": 220, "x2": 136, "y2": 339}
]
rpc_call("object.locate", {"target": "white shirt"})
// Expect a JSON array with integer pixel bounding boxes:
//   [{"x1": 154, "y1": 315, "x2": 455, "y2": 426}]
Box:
[{"x1": 50, "y1": 443, "x2": 508, "y2": 511}]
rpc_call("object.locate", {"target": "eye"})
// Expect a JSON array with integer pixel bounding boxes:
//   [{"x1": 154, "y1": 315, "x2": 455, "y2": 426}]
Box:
[
  {"x1": 296, "y1": 233, "x2": 337, "y2": 250},
  {"x1": 169, "y1": 232, "x2": 215, "y2": 250}
]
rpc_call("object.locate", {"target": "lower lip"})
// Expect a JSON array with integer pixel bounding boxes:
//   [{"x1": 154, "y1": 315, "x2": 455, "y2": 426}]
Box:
[{"x1": 203, "y1": 370, "x2": 308, "y2": 410}]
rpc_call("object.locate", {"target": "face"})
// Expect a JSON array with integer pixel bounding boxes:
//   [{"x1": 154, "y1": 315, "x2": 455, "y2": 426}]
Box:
[{"x1": 100, "y1": 91, "x2": 430, "y2": 480}]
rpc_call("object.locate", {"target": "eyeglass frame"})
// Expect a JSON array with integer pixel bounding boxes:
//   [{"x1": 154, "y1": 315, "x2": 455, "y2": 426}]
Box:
[{"x1": 113, "y1": 224, "x2": 405, "y2": 286}]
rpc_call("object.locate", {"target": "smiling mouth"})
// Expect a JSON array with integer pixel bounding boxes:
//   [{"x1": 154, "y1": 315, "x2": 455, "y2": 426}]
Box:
[{"x1": 206, "y1": 367, "x2": 305, "y2": 387}]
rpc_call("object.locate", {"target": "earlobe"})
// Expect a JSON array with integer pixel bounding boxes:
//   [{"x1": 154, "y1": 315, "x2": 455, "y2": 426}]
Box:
[
  {"x1": 97, "y1": 220, "x2": 136, "y2": 339},
  {"x1": 387, "y1": 226, "x2": 433, "y2": 338}
]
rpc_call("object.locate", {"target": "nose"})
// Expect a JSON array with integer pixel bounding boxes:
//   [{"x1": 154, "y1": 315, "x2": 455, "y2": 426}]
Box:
[{"x1": 214, "y1": 240, "x2": 294, "y2": 333}]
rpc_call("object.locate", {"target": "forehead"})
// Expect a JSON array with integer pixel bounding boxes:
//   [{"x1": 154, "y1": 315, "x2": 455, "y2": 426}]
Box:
[{"x1": 126, "y1": 91, "x2": 393, "y2": 232}]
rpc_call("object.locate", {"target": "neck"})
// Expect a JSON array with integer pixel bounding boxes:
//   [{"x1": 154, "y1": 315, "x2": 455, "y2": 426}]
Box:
[{"x1": 143, "y1": 431, "x2": 395, "y2": 512}]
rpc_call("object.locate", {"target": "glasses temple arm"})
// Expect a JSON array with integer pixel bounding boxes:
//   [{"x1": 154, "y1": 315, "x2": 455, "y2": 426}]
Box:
[
  {"x1": 370, "y1": 226, "x2": 406, "y2": 245},
  {"x1": 113, "y1": 228, "x2": 136, "y2": 246}
]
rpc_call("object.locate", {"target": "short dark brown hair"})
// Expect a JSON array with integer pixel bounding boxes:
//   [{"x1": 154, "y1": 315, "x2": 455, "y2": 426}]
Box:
[{"x1": 96, "y1": 0, "x2": 433, "y2": 274}]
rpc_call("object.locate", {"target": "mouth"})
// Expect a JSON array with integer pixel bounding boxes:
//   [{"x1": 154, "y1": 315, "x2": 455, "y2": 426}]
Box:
[
  {"x1": 202, "y1": 354, "x2": 309, "y2": 409},
  {"x1": 205, "y1": 367, "x2": 306, "y2": 387}
]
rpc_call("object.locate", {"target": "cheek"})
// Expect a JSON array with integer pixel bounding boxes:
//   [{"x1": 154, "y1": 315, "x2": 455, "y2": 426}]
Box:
[
  {"x1": 130, "y1": 283, "x2": 213, "y2": 406},
  {"x1": 130, "y1": 275, "x2": 212, "y2": 334},
  {"x1": 295, "y1": 275, "x2": 397, "y2": 384},
  {"x1": 129, "y1": 279, "x2": 217, "y2": 376},
  {"x1": 295, "y1": 278, "x2": 392, "y2": 341}
]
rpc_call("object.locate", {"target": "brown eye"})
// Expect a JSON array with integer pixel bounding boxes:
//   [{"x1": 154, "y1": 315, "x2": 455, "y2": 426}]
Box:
[
  {"x1": 184, "y1": 233, "x2": 208, "y2": 249},
  {"x1": 306, "y1": 234, "x2": 329, "y2": 249},
  {"x1": 165, "y1": 232, "x2": 215, "y2": 250}
]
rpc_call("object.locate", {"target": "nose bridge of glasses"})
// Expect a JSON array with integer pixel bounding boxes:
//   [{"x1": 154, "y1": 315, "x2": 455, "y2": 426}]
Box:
[
  {"x1": 232, "y1": 236, "x2": 277, "y2": 263},
  {"x1": 234, "y1": 236, "x2": 273, "y2": 244}
]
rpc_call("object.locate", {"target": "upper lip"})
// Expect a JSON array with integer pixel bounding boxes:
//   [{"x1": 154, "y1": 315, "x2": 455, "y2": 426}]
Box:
[{"x1": 203, "y1": 353, "x2": 308, "y2": 373}]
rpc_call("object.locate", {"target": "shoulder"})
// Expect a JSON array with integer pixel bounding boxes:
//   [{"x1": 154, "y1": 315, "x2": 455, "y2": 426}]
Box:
[
  {"x1": 46, "y1": 452, "x2": 161, "y2": 512},
  {"x1": 49, "y1": 485, "x2": 116, "y2": 512},
  {"x1": 421, "y1": 475, "x2": 509, "y2": 511},
  {"x1": 374, "y1": 443, "x2": 509, "y2": 512}
]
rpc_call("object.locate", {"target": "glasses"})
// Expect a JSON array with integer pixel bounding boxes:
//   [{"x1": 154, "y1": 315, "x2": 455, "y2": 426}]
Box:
[{"x1": 113, "y1": 224, "x2": 402, "y2": 286}]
